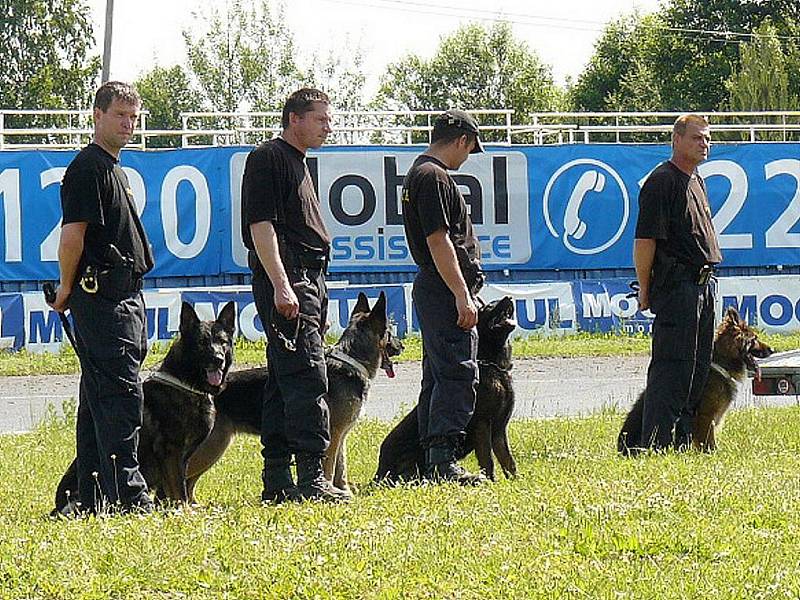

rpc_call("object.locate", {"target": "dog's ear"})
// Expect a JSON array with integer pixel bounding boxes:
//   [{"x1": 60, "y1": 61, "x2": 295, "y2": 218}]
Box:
[
  {"x1": 352, "y1": 292, "x2": 370, "y2": 316},
  {"x1": 726, "y1": 306, "x2": 740, "y2": 322},
  {"x1": 369, "y1": 292, "x2": 387, "y2": 329},
  {"x1": 180, "y1": 301, "x2": 200, "y2": 335},
  {"x1": 216, "y1": 301, "x2": 236, "y2": 336}
]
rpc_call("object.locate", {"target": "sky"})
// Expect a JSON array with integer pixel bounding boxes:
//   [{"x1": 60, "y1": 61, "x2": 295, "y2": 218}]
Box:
[{"x1": 86, "y1": 0, "x2": 662, "y2": 97}]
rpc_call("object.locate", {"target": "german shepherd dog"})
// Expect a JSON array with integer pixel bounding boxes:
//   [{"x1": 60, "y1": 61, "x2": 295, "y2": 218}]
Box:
[
  {"x1": 53, "y1": 301, "x2": 236, "y2": 514},
  {"x1": 184, "y1": 291, "x2": 403, "y2": 496},
  {"x1": 617, "y1": 306, "x2": 773, "y2": 454},
  {"x1": 375, "y1": 295, "x2": 517, "y2": 482}
]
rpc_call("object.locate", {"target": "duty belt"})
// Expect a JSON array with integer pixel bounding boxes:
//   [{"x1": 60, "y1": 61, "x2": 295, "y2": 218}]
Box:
[
  {"x1": 286, "y1": 255, "x2": 327, "y2": 270},
  {"x1": 674, "y1": 263, "x2": 715, "y2": 285},
  {"x1": 79, "y1": 265, "x2": 143, "y2": 296}
]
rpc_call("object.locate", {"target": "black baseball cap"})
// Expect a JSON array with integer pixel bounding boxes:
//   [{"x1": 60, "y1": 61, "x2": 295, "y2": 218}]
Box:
[{"x1": 434, "y1": 109, "x2": 484, "y2": 153}]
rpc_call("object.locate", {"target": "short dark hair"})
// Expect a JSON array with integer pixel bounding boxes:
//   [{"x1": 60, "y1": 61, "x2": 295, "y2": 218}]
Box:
[
  {"x1": 281, "y1": 88, "x2": 330, "y2": 128},
  {"x1": 93, "y1": 81, "x2": 141, "y2": 112},
  {"x1": 431, "y1": 126, "x2": 477, "y2": 148}
]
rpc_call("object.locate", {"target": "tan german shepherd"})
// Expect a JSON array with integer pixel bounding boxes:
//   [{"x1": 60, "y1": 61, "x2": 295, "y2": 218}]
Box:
[
  {"x1": 618, "y1": 306, "x2": 773, "y2": 454},
  {"x1": 185, "y1": 292, "x2": 403, "y2": 498}
]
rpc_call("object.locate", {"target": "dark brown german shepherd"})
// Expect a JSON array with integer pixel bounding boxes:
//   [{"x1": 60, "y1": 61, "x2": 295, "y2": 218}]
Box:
[
  {"x1": 53, "y1": 301, "x2": 236, "y2": 514},
  {"x1": 375, "y1": 295, "x2": 517, "y2": 482},
  {"x1": 617, "y1": 306, "x2": 773, "y2": 454},
  {"x1": 184, "y1": 291, "x2": 403, "y2": 497}
]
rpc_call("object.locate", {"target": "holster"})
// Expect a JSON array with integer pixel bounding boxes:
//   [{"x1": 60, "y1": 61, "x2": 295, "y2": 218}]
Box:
[
  {"x1": 278, "y1": 235, "x2": 328, "y2": 271},
  {"x1": 79, "y1": 264, "x2": 141, "y2": 300}
]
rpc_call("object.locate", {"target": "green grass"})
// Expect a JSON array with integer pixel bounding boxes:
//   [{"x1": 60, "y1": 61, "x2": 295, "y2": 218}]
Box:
[
  {"x1": 3, "y1": 407, "x2": 800, "y2": 598},
  {"x1": 1, "y1": 330, "x2": 798, "y2": 376}
]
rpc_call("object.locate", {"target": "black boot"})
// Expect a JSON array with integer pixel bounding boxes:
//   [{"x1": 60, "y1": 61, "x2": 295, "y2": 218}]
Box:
[
  {"x1": 289, "y1": 453, "x2": 352, "y2": 503},
  {"x1": 261, "y1": 457, "x2": 296, "y2": 504},
  {"x1": 424, "y1": 443, "x2": 486, "y2": 486}
]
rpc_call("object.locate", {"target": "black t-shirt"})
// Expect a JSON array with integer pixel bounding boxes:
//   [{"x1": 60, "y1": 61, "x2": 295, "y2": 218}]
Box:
[
  {"x1": 241, "y1": 138, "x2": 330, "y2": 260},
  {"x1": 60, "y1": 143, "x2": 154, "y2": 277},
  {"x1": 402, "y1": 155, "x2": 480, "y2": 267},
  {"x1": 635, "y1": 160, "x2": 722, "y2": 267}
]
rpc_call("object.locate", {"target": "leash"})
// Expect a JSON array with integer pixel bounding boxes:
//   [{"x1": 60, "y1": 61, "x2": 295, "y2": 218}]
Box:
[
  {"x1": 327, "y1": 347, "x2": 371, "y2": 381},
  {"x1": 43, "y1": 282, "x2": 78, "y2": 350},
  {"x1": 710, "y1": 362, "x2": 739, "y2": 388},
  {"x1": 271, "y1": 311, "x2": 318, "y2": 352},
  {"x1": 147, "y1": 370, "x2": 209, "y2": 397}
]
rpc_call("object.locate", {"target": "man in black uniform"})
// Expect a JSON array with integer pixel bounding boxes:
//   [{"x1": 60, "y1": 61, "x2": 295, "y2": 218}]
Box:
[
  {"x1": 242, "y1": 88, "x2": 349, "y2": 503},
  {"x1": 632, "y1": 113, "x2": 722, "y2": 453},
  {"x1": 402, "y1": 109, "x2": 486, "y2": 484},
  {"x1": 48, "y1": 81, "x2": 154, "y2": 514}
]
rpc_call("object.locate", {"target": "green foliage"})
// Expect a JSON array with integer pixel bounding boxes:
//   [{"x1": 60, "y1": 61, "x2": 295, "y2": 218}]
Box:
[
  {"x1": 134, "y1": 65, "x2": 205, "y2": 148},
  {"x1": 0, "y1": 0, "x2": 99, "y2": 110},
  {"x1": 308, "y1": 39, "x2": 368, "y2": 143},
  {"x1": 4, "y1": 408, "x2": 800, "y2": 597},
  {"x1": 570, "y1": 1, "x2": 800, "y2": 112},
  {"x1": 570, "y1": 12, "x2": 662, "y2": 111},
  {"x1": 726, "y1": 19, "x2": 797, "y2": 111},
  {"x1": 309, "y1": 39, "x2": 367, "y2": 113},
  {"x1": 182, "y1": 0, "x2": 303, "y2": 113},
  {"x1": 375, "y1": 22, "x2": 563, "y2": 142}
]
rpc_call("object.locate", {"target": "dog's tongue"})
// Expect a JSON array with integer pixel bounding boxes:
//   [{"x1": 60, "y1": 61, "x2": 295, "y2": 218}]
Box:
[
  {"x1": 207, "y1": 369, "x2": 223, "y2": 387},
  {"x1": 382, "y1": 355, "x2": 395, "y2": 379},
  {"x1": 755, "y1": 366, "x2": 761, "y2": 382}
]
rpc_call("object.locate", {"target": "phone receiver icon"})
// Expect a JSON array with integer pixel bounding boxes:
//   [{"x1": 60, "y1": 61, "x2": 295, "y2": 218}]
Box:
[{"x1": 564, "y1": 170, "x2": 605, "y2": 240}]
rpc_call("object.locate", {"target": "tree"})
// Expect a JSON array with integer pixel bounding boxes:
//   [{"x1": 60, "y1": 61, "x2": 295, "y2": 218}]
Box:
[
  {"x1": 571, "y1": 0, "x2": 800, "y2": 112},
  {"x1": 606, "y1": 56, "x2": 664, "y2": 112},
  {"x1": 182, "y1": 0, "x2": 303, "y2": 113},
  {"x1": 570, "y1": 12, "x2": 661, "y2": 111},
  {"x1": 726, "y1": 20, "x2": 795, "y2": 111},
  {"x1": 309, "y1": 42, "x2": 366, "y2": 113},
  {"x1": 374, "y1": 22, "x2": 563, "y2": 142},
  {"x1": 0, "y1": 0, "x2": 99, "y2": 110},
  {"x1": 135, "y1": 65, "x2": 205, "y2": 148},
  {"x1": 308, "y1": 39, "x2": 367, "y2": 143}
]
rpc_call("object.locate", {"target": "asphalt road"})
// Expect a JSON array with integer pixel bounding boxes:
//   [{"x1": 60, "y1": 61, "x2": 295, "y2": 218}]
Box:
[{"x1": 2, "y1": 356, "x2": 797, "y2": 435}]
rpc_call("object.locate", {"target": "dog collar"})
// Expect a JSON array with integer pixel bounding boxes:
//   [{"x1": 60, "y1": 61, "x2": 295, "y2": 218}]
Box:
[
  {"x1": 147, "y1": 371, "x2": 209, "y2": 397},
  {"x1": 478, "y1": 359, "x2": 512, "y2": 373},
  {"x1": 710, "y1": 362, "x2": 739, "y2": 388},
  {"x1": 327, "y1": 348, "x2": 371, "y2": 381}
]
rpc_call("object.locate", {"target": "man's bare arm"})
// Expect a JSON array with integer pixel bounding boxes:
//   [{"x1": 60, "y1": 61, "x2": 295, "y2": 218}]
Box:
[
  {"x1": 633, "y1": 238, "x2": 657, "y2": 311},
  {"x1": 426, "y1": 229, "x2": 477, "y2": 330},
  {"x1": 50, "y1": 222, "x2": 87, "y2": 313},
  {"x1": 250, "y1": 221, "x2": 299, "y2": 319}
]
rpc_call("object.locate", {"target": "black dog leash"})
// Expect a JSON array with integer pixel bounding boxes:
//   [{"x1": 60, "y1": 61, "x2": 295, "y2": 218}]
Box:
[
  {"x1": 43, "y1": 282, "x2": 78, "y2": 351},
  {"x1": 271, "y1": 310, "x2": 319, "y2": 352},
  {"x1": 43, "y1": 282, "x2": 139, "y2": 394}
]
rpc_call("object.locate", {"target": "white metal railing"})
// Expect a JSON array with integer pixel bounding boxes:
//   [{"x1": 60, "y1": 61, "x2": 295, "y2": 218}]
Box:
[{"x1": 2, "y1": 109, "x2": 800, "y2": 149}]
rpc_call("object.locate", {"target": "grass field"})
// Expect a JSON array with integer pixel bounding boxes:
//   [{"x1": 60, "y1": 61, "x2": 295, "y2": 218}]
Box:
[
  {"x1": 2, "y1": 405, "x2": 800, "y2": 599},
  {"x1": 1, "y1": 330, "x2": 798, "y2": 376}
]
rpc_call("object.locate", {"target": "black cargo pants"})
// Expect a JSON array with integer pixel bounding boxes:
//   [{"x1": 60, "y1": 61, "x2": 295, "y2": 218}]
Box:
[
  {"x1": 252, "y1": 266, "x2": 330, "y2": 462},
  {"x1": 69, "y1": 285, "x2": 151, "y2": 512},
  {"x1": 641, "y1": 274, "x2": 717, "y2": 451},
  {"x1": 413, "y1": 267, "x2": 479, "y2": 448}
]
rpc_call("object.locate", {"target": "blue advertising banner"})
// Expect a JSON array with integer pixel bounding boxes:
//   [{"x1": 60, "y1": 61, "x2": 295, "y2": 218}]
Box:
[
  {"x1": 0, "y1": 293, "x2": 24, "y2": 351},
  {"x1": 8, "y1": 276, "x2": 800, "y2": 353},
  {"x1": 532, "y1": 143, "x2": 800, "y2": 269},
  {"x1": 1, "y1": 144, "x2": 799, "y2": 282}
]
